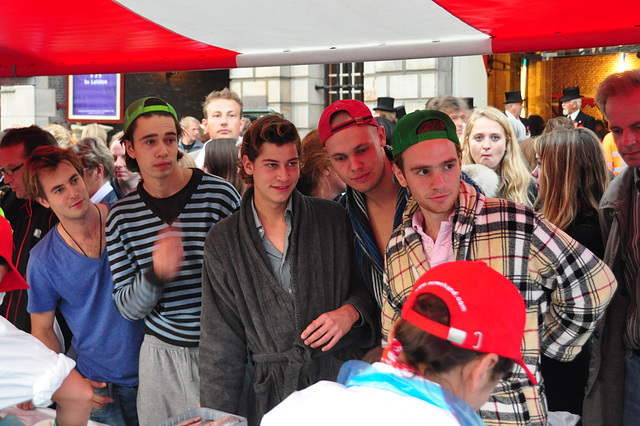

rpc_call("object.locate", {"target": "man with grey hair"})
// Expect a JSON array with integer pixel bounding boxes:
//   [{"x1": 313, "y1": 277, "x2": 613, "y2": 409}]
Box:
[
  {"x1": 560, "y1": 86, "x2": 596, "y2": 131},
  {"x1": 503, "y1": 90, "x2": 529, "y2": 143},
  {"x1": 72, "y1": 136, "x2": 117, "y2": 204},
  {"x1": 425, "y1": 95, "x2": 469, "y2": 138},
  {"x1": 178, "y1": 116, "x2": 204, "y2": 156},
  {"x1": 584, "y1": 68, "x2": 640, "y2": 426}
]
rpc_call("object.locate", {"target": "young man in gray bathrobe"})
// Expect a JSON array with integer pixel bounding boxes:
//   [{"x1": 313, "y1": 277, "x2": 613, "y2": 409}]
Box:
[{"x1": 200, "y1": 114, "x2": 377, "y2": 425}]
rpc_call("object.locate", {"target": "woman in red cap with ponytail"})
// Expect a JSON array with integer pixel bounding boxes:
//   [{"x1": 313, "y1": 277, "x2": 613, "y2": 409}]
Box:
[{"x1": 262, "y1": 260, "x2": 534, "y2": 426}]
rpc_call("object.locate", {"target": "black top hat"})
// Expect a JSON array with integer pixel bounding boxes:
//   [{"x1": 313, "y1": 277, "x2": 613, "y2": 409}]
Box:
[
  {"x1": 504, "y1": 90, "x2": 525, "y2": 104},
  {"x1": 374, "y1": 97, "x2": 395, "y2": 112},
  {"x1": 560, "y1": 86, "x2": 582, "y2": 102},
  {"x1": 463, "y1": 97, "x2": 475, "y2": 110},
  {"x1": 395, "y1": 105, "x2": 406, "y2": 120}
]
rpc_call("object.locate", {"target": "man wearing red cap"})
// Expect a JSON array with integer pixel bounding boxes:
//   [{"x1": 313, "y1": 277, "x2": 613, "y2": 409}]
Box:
[
  {"x1": 382, "y1": 109, "x2": 616, "y2": 426},
  {"x1": 319, "y1": 100, "x2": 481, "y2": 320},
  {"x1": 319, "y1": 100, "x2": 400, "y2": 314}
]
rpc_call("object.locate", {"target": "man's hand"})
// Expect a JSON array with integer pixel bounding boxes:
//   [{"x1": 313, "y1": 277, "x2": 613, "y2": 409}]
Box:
[
  {"x1": 301, "y1": 304, "x2": 359, "y2": 352},
  {"x1": 85, "y1": 379, "x2": 113, "y2": 409},
  {"x1": 153, "y1": 226, "x2": 184, "y2": 281},
  {"x1": 17, "y1": 378, "x2": 112, "y2": 413},
  {"x1": 17, "y1": 400, "x2": 35, "y2": 410}
]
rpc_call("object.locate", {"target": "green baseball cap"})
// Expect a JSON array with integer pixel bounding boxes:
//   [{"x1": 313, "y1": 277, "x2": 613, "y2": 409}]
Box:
[
  {"x1": 392, "y1": 109, "x2": 459, "y2": 159},
  {"x1": 122, "y1": 97, "x2": 179, "y2": 173},
  {"x1": 123, "y1": 97, "x2": 178, "y2": 134}
]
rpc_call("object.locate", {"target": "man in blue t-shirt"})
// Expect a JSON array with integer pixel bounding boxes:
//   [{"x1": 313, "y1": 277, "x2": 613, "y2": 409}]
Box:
[{"x1": 23, "y1": 146, "x2": 144, "y2": 426}]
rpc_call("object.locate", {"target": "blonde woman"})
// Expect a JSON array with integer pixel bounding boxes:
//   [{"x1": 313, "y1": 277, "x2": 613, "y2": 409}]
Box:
[
  {"x1": 43, "y1": 124, "x2": 74, "y2": 148},
  {"x1": 462, "y1": 106, "x2": 536, "y2": 206}
]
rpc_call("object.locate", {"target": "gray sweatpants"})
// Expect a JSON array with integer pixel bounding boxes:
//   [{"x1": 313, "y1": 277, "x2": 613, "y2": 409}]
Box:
[{"x1": 137, "y1": 334, "x2": 200, "y2": 425}]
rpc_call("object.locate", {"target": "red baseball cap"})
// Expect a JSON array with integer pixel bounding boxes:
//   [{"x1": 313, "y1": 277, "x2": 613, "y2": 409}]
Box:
[
  {"x1": 0, "y1": 216, "x2": 29, "y2": 293},
  {"x1": 318, "y1": 99, "x2": 378, "y2": 146},
  {"x1": 401, "y1": 260, "x2": 537, "y2": 385}
]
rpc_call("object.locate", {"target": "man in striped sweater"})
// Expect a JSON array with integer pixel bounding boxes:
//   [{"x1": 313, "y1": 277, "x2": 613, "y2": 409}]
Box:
[{"x1": 105, "y1": 97, "x2": 241, "y2": 425}]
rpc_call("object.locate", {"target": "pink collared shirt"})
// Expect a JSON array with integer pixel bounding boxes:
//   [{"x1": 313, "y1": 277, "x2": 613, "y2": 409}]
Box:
[{"x1": 411, "y1": 209, "x2": 454, "y2": 267}]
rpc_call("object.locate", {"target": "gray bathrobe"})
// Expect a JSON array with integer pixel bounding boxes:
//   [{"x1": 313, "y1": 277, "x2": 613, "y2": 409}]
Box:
[{"x1": 200, "y1": 188, "x2": 377, "y2": 425}]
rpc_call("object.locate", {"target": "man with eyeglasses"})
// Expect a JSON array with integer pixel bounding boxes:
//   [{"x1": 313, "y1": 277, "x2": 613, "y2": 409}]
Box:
[{"x1": 0, "y1": 126, "x2": 57, "y2": 333}]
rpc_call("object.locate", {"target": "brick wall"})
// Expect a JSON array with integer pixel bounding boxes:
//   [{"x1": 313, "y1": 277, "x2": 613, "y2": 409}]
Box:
[
  {"x1": 49, "y1": 71, "x2": 228, "y2": 132},
  {"x1": 488, "y1": 54, "x2": 511, "y2": 107},
  {"x1": 488, "y1": 52, "x2": 640, "y2": 123},
  {"x1": 487, "y1": 53, "x2": 524, "y2": 109},
  {"x1": 551, "y1": 53, "x2": 640, "y2": 121},
  {"x1": 124, "y1": 70, "x2": 229, "y2": 125},
  {"x1": 527, "y1": 59, "x2": 553, "y2": 120}
]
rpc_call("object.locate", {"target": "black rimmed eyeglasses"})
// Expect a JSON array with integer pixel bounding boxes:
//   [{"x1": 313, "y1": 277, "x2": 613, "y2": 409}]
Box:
[{"x1": 0, "y1": 162, "x2": 24, "y2": 179}]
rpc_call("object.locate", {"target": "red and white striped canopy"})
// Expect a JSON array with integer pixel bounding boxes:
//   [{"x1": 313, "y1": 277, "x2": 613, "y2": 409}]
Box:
[{"x1": 1, "y1": 0, "x2": 638, "y2": 77}]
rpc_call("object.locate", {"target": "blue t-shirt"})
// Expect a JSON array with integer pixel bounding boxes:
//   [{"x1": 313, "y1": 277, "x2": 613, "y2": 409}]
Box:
[{"x1": 27, "y1": 226, "x2": 144, "y2": 386}]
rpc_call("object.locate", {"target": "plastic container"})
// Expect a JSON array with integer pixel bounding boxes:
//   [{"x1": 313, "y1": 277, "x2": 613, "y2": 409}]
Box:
[{"x1": 153, "y1": 407, "x2": 248, "y2": 426}]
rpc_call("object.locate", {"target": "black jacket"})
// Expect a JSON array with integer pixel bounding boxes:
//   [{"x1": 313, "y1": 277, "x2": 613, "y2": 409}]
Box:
[
  {"x1": 575, "y1": 110, "x2": 597, "y2": 132},
  {"x1": 0, "y1": 189, "x2": 57, "y2": 332}
]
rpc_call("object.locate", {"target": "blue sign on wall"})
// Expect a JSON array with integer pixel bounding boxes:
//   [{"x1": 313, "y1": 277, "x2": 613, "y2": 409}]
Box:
[{"x1": 68, "y1": 74, "x2": 122, "y2": 122}]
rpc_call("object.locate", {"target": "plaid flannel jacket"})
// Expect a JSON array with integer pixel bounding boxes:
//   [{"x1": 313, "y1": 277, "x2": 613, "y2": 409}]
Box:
[
  {"x1": 383, "y1": 181, "x2": 616, "y2": 426},
  {"x1": 339, "y1": 146, "x2": 484, "y2": 310}
]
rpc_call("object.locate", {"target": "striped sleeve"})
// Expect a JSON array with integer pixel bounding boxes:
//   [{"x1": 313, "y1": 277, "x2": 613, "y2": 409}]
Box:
[
  {"x1": 105, "y1": 175, "x2": 241, "y2": 345},
  {"x1": 106, "y1": 196, "x2": 165, "y2": 321}
]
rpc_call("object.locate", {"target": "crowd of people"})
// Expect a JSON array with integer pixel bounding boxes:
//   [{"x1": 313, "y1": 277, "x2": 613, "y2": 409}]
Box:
[{"x1": 1, "y1": 68, "x2": 639, "y2": 426}]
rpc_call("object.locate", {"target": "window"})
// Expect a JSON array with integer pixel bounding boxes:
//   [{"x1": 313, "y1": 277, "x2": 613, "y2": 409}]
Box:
[{"x1": 317, "y1": 63, "x2": 364, "y2": 106}]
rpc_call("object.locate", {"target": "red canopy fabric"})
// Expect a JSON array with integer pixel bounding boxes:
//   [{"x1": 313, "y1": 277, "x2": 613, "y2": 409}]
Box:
[
  {"x1": 0, "y1": 0, "x2": 638, "y2": 78},
  {"x1": 437, "y1": 0, "x2": 640, "y2": 53},
  {"x1": 0, "y1": 0, "x2": 237, "y2": 77}
]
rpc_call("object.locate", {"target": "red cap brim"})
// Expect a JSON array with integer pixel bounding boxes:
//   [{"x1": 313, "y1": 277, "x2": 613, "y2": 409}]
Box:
[
  {"x1": 0, "y1": 216, "x2": 29, "y2": 292},
  {"x1": 516, "y1": 359, "x2": 538, "y2": 385},
  {"x1": 0, "y1": 264, "x2": 29, "y2": 292}
]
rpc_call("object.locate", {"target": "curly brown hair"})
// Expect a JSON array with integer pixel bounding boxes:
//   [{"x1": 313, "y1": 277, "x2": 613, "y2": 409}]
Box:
[{"x1": 239, "y1": 114, "x2": 301, "y2": 185}]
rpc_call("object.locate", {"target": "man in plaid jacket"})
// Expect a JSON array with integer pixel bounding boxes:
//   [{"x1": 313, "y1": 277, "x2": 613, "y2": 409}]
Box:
[{"x1": 382, "y1": 110, "x2": 616, "y2": 426}]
